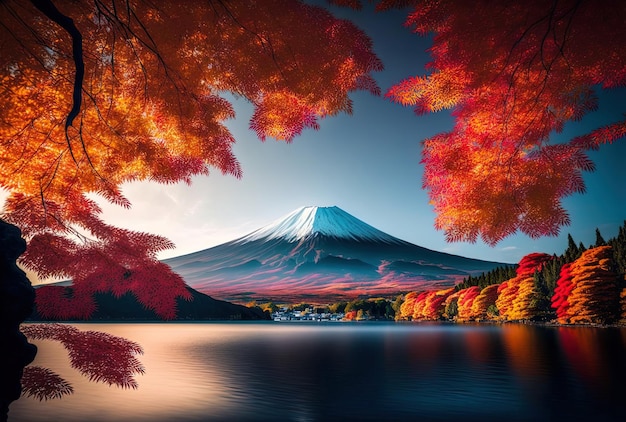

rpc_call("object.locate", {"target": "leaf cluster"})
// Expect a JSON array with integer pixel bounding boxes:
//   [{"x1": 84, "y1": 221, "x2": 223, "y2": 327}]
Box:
[
  {"x1": 0, "y1": 0, "x2": 381, "y2": 319},
  {"x1": 381, "y1": 0, "x2": 626, "y2": 243}
]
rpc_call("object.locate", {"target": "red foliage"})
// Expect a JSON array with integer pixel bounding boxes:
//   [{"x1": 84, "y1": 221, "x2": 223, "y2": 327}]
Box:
[
  {"x1": 495, "y1": 253, "x2": 553, "y2": 321},
  {"x1": 35, "y1": 286, "x2": 97, "y2": 320},
  {"x1": 421, "y1": 288, "x2": 455, "y2": 320},
  {"x1": 344, "y1": 310, "x2": 358, "y2": 320},
  {"x1": 21, "y1": 324, "x2": 144, "y2": 390},
  {"x1": 551, "y1": 263, "x2": 574, "y2": 324},
  {"x1": 516, "y1": 253, "x2": 554, "y2": 277},
  {"x1": 456, "y1": 286, "x2": 480, "y2": 321},
  {"x1": 411, "y1": 291, "x2": 430, "y2": 319},
  {"x1": 410, "y1": 288, "x2": 455, "y2": 320},
  {"x1": 33, "y1": 260, "x2": 191, "y2": 320},
  {"x1": 378, "y1": 0, "x2": 626, "y2": 243},
  {"x1": 20, "y1": 366, "x2": 74, "y2": 401},
  {"x1": 470, "y1": 284, "x2": 500, "y2": 320}
]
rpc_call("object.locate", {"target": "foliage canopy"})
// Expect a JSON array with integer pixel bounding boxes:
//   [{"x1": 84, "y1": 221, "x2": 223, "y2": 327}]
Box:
[
  {"x1": 375, "y1": 0, "x2": 626, "y2": 244},
  {"x1": 0, "y1": 0, "x2": 382, "y2": 317}
]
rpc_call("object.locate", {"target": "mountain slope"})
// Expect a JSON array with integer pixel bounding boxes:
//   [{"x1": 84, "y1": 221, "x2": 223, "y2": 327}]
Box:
[
  {"x1": 28, "y1": 285, "x2": 269, "y2": 321},
  {"x1": 165, "y1": 206, "x2": 506, "y2": 302}
]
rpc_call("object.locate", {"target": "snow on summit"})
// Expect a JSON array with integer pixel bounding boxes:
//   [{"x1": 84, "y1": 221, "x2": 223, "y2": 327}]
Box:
[{"x1": 237, "y1": 206, "x2": 401, "y2": 243}]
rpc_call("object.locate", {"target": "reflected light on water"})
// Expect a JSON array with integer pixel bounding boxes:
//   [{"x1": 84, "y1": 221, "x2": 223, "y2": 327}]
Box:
[
  {"x1": 10, "y1": 322, "x2": 626, "y2": 422},
  {"x1": 13, "y1": 324, "x2": 241, "y2": 421}
]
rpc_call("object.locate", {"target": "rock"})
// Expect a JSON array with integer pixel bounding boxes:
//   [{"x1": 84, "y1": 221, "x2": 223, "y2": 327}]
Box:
[{"x1": 0, "y1": 220, "x2": 37, "y2": 422}]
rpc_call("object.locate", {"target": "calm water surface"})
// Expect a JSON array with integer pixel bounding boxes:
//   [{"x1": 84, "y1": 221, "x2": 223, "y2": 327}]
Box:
[{"x1": 10, "y1": 322, "x2": 626, "y2": 421}]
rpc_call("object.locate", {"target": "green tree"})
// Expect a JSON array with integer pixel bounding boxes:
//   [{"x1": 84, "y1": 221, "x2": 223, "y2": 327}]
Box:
[
  {"x1": 595, "y1": 228, "x2": 607, "y2": 247},
  {"x1": 329, "y1": 301, "x2": 347, "y2": 314},
  {"x1": 391, "y1": 295, "x2": 404, "y2": 315},
  {"x1": 564, "y1": 234, "x2": 581, "y2": 262}
]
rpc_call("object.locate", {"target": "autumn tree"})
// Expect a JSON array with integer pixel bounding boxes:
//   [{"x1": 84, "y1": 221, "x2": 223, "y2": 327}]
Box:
[
  {"x1": 443, "y1": 290, "x2": 460, "y2": 320},
  {"x1": 0, "y1": 1, "x2": 382, "y2": 318},
  {"x1": 408, "y1": 288, "x2": 454, "y2": 320},
  {"x1": 370, "y1": 0, "x2": 626, "y2": 244},
  {"x1": 496, "y1": 253, "x2": 553, "y2": 320},
  {"x1": 469, "y1": 284, "x2": 500, "y2": 321},
  {"x1": 455, "y1": 286, "x2": 480, "y2": 322},
  {"x1": 398, "y1": 291, "x2": 422, "y2": 320},
  {"x1": 551, "y1": 262, "x2": 574, "y2": 324}
]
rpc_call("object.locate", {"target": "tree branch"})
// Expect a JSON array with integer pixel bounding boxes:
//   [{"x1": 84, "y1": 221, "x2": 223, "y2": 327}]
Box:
[{"x1": 29, "y1": 0, "x2": 83, "y2": 162}]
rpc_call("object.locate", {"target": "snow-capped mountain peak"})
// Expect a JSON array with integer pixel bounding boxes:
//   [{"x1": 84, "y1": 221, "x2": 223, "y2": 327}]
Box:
[{"x1": 235, "y1": 206, "x2": 401, "y2": 243}]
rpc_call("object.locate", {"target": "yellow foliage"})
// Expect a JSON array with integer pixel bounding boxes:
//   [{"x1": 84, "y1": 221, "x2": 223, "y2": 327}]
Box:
[{"x1": 470, "y1": 284, "x2": 500, "y2": 320}]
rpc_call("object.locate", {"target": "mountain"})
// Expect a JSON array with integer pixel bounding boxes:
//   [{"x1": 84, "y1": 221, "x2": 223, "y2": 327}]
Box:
[
  {"x1": 164, "y1": 206, "x2": 506, "y2": 302},
  {"x1": 28, "y1": 285, "x2": 269, "y2": 321}
]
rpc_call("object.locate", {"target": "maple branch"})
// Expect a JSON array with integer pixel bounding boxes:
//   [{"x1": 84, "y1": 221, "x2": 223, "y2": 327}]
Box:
[{"x1": 29, "y1": 0, "x2": 83, "y2": 164}]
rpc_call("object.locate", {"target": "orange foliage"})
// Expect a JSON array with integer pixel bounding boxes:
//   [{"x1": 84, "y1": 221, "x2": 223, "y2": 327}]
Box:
[
  {"x1": 378, "y1": 0, "x2": 626, "y2": 244},
  {"x1": 410, "y1": 292, "x2": 429, "y2": 319},
  {"x1": 398, "y1": 291, "x2": 426, "y2": 320},
  {"x1": 509, "y1": 276, "x2": 538, "y2": 321},
  {"x1": 470, "y1": 284, "x2": 500, "y2": 320},
  {"x1": 456, "y1": 286, "x2": 480, "y2": 321},
  {"x1": 495, "y1": 280, "x2": 517, "y2": 321},
  {"x1": 422, "y1": 288, "x2": 455, "y2": 320},
  {"x1": 567, "y1": 246, "x2": 619, "y2": 324},
  {"x1": 0, "y1": 1, "x2": 381, "y2": 318},
  {"x1": 343, "y1": 310, "x2": 358, "y2": 321},
  {"x1": 496, "y1": 253, "x2": 553, "y2": 321},
  {"x1": 558, "y1": 327, "x2": 611, "y2": 385},
  {"x1": 409, "y1": 288, "x2": 455, "y2": 320},
  {"x1": 501, "y1": 324, "x2": 544, "y2": 378}
]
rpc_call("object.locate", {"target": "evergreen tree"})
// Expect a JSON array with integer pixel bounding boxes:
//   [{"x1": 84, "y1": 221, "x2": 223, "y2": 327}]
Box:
[
  {"x1": 456, "y1": 265, "x2": 516, "y2": 290},
  {"x1": 608, "y1": 221, "x2": 626, "y2": 275},
  {"x1": 564, "y1": 234, "x2": 580, "y2": 262},
  {"x1": 595, "y1": 228, "x2": 607, "y2": 247},
  {"x1": 532, "y1": 271, "x2": 555, "y2": 320}
]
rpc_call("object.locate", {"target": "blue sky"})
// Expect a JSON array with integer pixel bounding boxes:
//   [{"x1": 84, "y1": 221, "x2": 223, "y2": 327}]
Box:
[{"x1": 91, "y1": 2, "x2": 626, "y2": 264}]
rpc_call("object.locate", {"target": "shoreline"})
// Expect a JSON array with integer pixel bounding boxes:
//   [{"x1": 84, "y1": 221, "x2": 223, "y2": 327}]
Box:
[{"x1": 22, "y1": 318, "x2": 626, "y2": 328}]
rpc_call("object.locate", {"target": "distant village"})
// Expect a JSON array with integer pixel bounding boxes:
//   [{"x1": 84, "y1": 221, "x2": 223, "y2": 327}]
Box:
[
  {"x1": 262, "y1": 297, "x2": 401, "y2": 321},
  {"x1": 270, "y1": 305, "x2": 394, "y2": 321},
  {"x1": 271, "y1": 307, "x2": 347, "y2": 321}
]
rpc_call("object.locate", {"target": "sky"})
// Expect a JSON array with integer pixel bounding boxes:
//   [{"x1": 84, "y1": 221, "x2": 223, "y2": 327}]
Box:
[{"x1": 25, "y1": 2, "x2": 626, "y2": 268}]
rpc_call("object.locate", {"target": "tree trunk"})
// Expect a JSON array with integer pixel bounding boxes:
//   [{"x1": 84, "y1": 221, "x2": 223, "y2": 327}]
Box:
[{"x1": 0, "y1": 220, "x2": 37, "y2": 422}]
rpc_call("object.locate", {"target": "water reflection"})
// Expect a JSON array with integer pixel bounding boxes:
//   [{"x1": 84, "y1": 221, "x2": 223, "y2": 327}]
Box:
[
  {"x1": 558, "y1": 327, "x2": 626, "y2": 405},
  {"x1": 11, "y1": 322, "x2": 626, "y2": 422}
]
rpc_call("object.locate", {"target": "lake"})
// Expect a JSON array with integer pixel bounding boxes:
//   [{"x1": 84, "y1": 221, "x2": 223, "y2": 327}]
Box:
[{"x1": 10, "y1": 322, "x2": 626, "y2": 421}]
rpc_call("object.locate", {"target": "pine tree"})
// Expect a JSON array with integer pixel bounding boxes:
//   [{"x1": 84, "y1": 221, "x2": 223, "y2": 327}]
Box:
[
  {"x1": 595, "y1": 228, "x2": 607, "y2": 247},
  {"x1": 564, "y1": 234, "x2": 581, "y2": 262}
]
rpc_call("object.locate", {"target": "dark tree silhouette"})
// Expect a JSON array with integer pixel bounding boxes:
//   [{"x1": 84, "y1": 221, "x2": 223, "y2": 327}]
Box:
[{"x1": 0, "y1": 220, "x2": 37, "y2": 422}]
